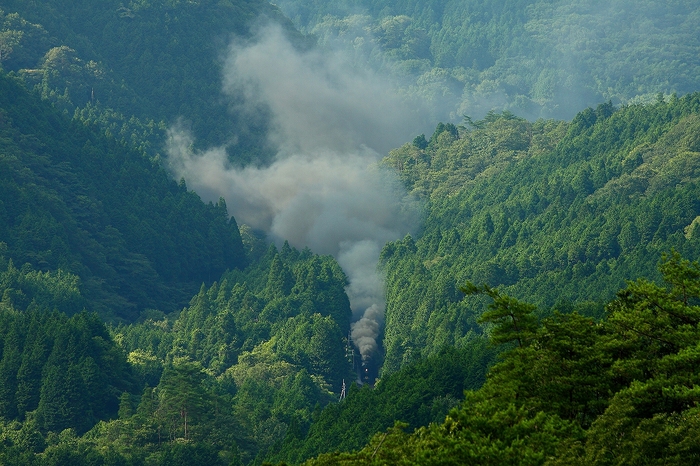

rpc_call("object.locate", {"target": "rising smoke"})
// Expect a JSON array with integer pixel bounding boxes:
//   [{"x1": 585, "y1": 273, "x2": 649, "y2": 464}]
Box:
[{"x1": 166, "y1": 23, "x2": 423, "y2": 362}]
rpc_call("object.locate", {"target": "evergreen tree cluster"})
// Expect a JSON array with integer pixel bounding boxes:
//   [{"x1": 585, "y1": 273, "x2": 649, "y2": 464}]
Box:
[
  {"x1": 2, "y1": 0, "x2": 700, "y2": 464},
  {"x1": 0, "y1": 230, "x2": 355, "y2": 464},
  {"x1": 103, "y1": 240, "x2": 354, "y2": 463},
  {"x1": 0, "y1": 0, "x2": 302, "y2": 162},
  {"x1": 0, "y1": 72, "x2": 246, "y2": 321},
  {"x1": 307, "y1": 253, "x2": 700, "y2": 464},
  {"x1": 379, "y1": 94, "x2": 700, "y2": 374},
  {"x1": 270, "y1": 342, "x2": 496, "y2": 464},
  {"x1": 0, "y1": 306, "x2": 133, "y2": 438}
]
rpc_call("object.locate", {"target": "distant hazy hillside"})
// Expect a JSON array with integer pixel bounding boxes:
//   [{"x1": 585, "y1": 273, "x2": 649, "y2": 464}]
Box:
[{"x1": 276, "y1": 0, "x2": 700, "y2": 120}]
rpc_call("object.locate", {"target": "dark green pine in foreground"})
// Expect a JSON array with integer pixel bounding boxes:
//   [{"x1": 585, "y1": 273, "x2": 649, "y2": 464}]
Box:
[{"x1": 307, "y1": 252, "x2": 700, "y2": 465}]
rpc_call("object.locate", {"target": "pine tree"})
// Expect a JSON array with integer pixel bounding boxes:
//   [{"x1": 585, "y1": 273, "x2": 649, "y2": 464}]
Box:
[
  {"x1": 0, "y1": 326, "x2": 21, "y2": 419},
  {"x1": 156, "y1": 358, "x2": 209, "y2": 440},
  {"x1": 462, "y1": 282, "x2": 537, "y2": 347}
]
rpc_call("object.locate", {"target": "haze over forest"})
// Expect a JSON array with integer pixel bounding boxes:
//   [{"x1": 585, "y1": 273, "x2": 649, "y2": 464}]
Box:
[{"x1": 1, "y1": 0, "x2": 700, "y2": 464}]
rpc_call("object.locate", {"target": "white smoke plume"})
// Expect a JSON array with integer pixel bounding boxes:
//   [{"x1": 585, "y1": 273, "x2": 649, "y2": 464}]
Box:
[
  {"x1": 223, "y1": 23, "x2": 423, "y2": 156},
  {"x1": 166, "y1": 23, "x2": 423, "y2": 362},
  {"x1": 338, "y1": 240, "x2": 386, "y2": 360}
]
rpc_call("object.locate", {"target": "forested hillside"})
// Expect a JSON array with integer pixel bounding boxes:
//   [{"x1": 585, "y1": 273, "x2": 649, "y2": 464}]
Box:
[
  {"x1": 0, "y1": 71, "x2": 359, "y2": 463},
  {"x1": 0, "y1": 0, "x2": 300, "y2": 162},
  {"x1": 248, "y1": 93, "x2": 700, "y2": 464},
  {"x1": 0, "y1": 73, "x2": 246, "y2": 321},
  {"x1": 379, "y1": 94, "x2": 700, "y2": 374},
  {"x1": 276, "y1": 0, "x2": 700, "y2": 120},
  {"x1": 308, "y1": 253, "x2": 700, "y2": 464},
  {"x1": 269, "y1": 342, "x2": 495, "y2": 464},
  {"x1": 2, "y1": 0, "x2": 700, "y2": 464}
]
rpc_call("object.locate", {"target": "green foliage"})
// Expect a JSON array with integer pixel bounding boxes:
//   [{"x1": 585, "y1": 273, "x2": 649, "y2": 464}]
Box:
[
  {"x1": 3, "y1": 1, "x2": 700, "y2": 463},
  {"x1": 0, "y1": 306, "x2": 133, "y2": 436},
  {"x1": 0, "y1": 72, "x2": 246, "y2": 320},
  {"x1": 0, "y1": 1, "x2": 302, "y2": 162},
  {"x1": 155, "y1": 358, "x2": 209, "y2": 441},
  {"x1": 380, "y1": 95, "x2": 700, "y2": 374},
  {"x1": 278, "y1": 0, "x2": 700, "y2": 120},
  {"x1": 271, "y1": 341, "x2": 496, "y2": 464},
  {"x1": 0, "y1": 258, "x2": 84, "y2": 316},
  {"x1": 306, "y1": 253, "x2": 700, "y2": 464},
  {"x1": 103, "y1": 244, "x2": 353, "y2": 462},
  {"x1": 462, "y1": 282, "x2": 537, "y2": 347}
]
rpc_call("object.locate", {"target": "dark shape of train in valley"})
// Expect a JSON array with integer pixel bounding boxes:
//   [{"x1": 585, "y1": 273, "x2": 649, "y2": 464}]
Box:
[
  {"x1": 345, "y1": 332, "x2": 381, "y2": 387},
  {"x1": 360, "y1": 357, "x2": 379, "y2": 386}
]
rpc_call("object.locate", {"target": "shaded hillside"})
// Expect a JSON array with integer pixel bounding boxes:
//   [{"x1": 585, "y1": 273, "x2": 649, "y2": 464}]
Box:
[
  {"x1": 0, "y1": 0, "x2": 303, "y2": 162},
  {"x1": 380, "y1": 95, "x2": 700, "y2": 374},
  {"x1": 2, "y1": 1, "x2": 700, "y2": 464},
  {"x1": 0, "y1": 73, "x2": 246, "y2": 320},
  {"x1": 0, "y1": 307, "x2": 133, "y2": 435},
  {"x1": 109, "y1": 241, "x2": 354, "y2": 462},
  {"x1": 0, "y1": 238, "x2": 355, "y2": 464},
  {"x1": 268, "y1": 341, "x2": 496, "y2": 464}
]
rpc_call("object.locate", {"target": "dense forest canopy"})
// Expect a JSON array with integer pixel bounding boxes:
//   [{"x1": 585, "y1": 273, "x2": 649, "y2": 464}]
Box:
[
  {"x1": 0, "y1": 72, "x2": 247, "y2": 321},
  {"x1": 276, "y1": 0, "x2": 700, "y2": 120},
  {"x1": 0, "y1": 0, "x2": 302, "y2": 163},
  {"x1": 379, "y1": 95, "x2": 700, "y2": 374},
  {"x1": 306, "y1": 253, "x2": 700, "y2": 464},
  {"x1": 1, "y1": 0, "x2": 700, "y2": 464}
]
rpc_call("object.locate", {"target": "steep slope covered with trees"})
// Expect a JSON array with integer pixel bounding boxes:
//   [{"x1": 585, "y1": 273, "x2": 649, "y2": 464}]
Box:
[
  {"x1": 0, "y1": 0, "x2": 301, "y2": 162},
  {"x1": 0, "y1": 237, "x2": 355, "y2": 464},
  {"x1": 269, "y1": 342, "x2": 495, "y2": 464},
  {"x1": 106, "y1": 242, "x2": 354, "y2": 463},
  {"x1": 308, "y1": 253, "x2": 700, "y2": 464},
  {"x1": 0, "y1": 307, "x2": 133, "y2": 436},
  {"x1": 0, "y1": 2, "x2": 360, "y2": 463},
  {"x1": 379, "y1": 95, "x2": 700, "y2": 374},
  {"x1": 3, "y1": 0, "x2": 700, "y2": 464},
  {"x1": 0, "y1": 72, "x2": 246, "y2": 320}
]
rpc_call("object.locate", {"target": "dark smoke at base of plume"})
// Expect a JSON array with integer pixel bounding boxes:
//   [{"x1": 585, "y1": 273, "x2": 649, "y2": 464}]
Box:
[
  {"x1": 351, "y1": 303, "x2": 383, "y2": 385},
  {"x1": 166, "y1": 22, "x2": 422, "y2": 369}
]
